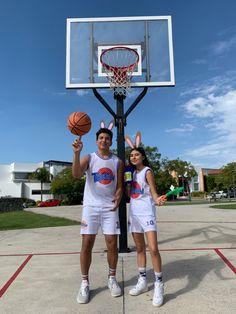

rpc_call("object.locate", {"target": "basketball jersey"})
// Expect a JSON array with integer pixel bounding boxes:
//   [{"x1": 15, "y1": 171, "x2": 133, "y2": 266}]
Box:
[
  {"x1": 129, "y1": 167, "x2": 156, "y2": 216},
  {"x1": 83, "y1": 152, "x2": 120, "y2": 207}
]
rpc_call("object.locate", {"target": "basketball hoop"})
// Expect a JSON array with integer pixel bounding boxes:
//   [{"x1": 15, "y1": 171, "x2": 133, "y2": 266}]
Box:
[{"x1": 100, "y1": 46, "x2": 139, "y2": 96}]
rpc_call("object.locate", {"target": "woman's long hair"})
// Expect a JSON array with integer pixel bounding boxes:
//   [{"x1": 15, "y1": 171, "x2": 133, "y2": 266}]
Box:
[{"x1": 129, "y1": 147, "x2": 150, "y2": 169}]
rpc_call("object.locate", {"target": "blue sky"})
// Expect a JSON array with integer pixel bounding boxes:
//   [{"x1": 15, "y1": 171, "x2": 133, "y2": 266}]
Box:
[{"x1": 0, "y1": 0, "x2": 236, "y2": 168}]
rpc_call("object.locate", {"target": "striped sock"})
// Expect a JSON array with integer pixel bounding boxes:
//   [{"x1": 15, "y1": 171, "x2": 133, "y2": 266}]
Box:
[
  {"x1": 108, "y1": 268, "x2": 116, "y2": 277},
  {"x1": 138, "y1": 267, "x2": 146, "y2": 278},
  {"x1": 81, "y1": 274, "x2": 89, "y2": 283},
  {"x1": 154, "y1": 271, "x2": 163, "y2": 282}
]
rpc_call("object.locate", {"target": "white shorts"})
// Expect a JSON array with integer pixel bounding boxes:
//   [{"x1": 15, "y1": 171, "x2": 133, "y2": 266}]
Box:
[
  {"x1": 81, "y1": 206, "x2": 120, "y2": 235},
  {"x1": 128, "y1": 215, "x2": 157, "y2": 233}
]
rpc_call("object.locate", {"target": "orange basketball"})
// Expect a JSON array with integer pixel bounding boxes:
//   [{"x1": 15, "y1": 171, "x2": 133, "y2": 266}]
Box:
[{"x1": 67, "y1": 112, "x2": 92, "y2": 136}]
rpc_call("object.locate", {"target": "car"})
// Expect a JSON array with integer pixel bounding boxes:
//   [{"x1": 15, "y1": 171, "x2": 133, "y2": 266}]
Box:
[
  {"x1": 226, "y1": 189, "x2": 236, "y2": 198},
  {"x1": 37, "y1": 199, "x2": 61, "y2": 207},
  {"x1": 205, "y1": 191, "x2": 226, "y2": 201}
]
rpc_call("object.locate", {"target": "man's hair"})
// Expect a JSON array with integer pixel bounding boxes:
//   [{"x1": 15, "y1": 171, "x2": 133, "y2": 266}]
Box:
[{"x1": 96, "y1": 128, "x2": 113, "y2": 140}]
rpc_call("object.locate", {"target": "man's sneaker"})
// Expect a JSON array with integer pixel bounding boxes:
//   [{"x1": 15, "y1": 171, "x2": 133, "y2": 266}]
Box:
[
  {"x1": 77, "y1": 280, "x2": 90, "y2": 304},
  {"x1": 129, "y1": 276, "x2": 148, "y2": 296},
  {"x1": 152, "y1": 281, "x2": 164, "y2": 307},
  {"x1": 108, "y1": 276, "x2": 122, "y2": 297}
]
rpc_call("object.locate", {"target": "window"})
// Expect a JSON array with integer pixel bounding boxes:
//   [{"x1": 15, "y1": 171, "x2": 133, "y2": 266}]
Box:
[
  {"x1": 32, "y1": 190, "x2": 51, "y2": 195},
  {"x1": 14, "y1": 172, "x2": 30, "y2": 180}
]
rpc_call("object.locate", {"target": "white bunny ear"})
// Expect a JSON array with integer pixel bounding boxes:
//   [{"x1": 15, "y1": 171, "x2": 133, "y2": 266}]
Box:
[
  {"x1": 107, "y1": 120, "x2": 114, "y2": 130},
  {"x1": 135, "y1": 131, "x2": 141, "y2": 148},
  {"x1": 100, "y1": 120, "x2": 105, "y2": 128},
  {"x1": 125, "y1": 135, "x2": 134, "y2": 148}
]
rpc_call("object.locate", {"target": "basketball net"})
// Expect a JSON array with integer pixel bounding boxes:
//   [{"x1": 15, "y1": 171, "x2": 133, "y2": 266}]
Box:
[{"x1": 100, "y1": 46, "x2": 139, "y2": 96}]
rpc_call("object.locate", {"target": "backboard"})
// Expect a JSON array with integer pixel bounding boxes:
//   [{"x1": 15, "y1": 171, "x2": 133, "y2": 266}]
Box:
[{"x1": 66, "y1": 16, "x2": 175, "y2": 89}]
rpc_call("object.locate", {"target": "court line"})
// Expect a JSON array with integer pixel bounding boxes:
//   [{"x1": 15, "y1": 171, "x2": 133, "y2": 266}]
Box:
[
  {"x1": 0, "y1": 247, "x2": 235, "y2": 298},
  {"x1": 0, "y1": 246, "x2": 235, "y2": 257},
  {"x1": 0, "y1": 254, "x2": 33, "y2": 298},
  {"x1": 214, "y1": 249, "x2": 236, "y2": 275}
]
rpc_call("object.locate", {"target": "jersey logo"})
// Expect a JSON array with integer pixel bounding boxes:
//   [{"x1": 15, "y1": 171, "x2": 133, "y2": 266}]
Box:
[
  {"x1": 92, "y1": 167, "x2": 115, "y2": 184},
  {"x1": 130, "y1": 181, "x2": 144, "y2": 199}
]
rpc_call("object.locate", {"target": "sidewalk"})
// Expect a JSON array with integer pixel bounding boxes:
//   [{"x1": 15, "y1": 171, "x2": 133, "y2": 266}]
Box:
[{"x1": 0, "y1": 204, "x2": 235, "y2": 313}]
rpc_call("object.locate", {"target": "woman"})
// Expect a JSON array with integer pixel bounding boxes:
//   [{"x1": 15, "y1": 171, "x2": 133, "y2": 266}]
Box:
[{"x1": 125, "y1": 132, "x2": 166, "y2": 307}]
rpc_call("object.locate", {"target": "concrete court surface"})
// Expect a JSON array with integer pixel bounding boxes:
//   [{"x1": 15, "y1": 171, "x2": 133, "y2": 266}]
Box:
[{"x1": 0, "y1": 204, "x2": 235, "y2": 314}]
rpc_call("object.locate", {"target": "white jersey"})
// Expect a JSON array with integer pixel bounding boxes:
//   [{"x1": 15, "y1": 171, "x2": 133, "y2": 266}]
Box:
[
  {"x1": 83, "y1": 152, "x2": 120, "y2": 208},
  {"x1": 129, "y1": 166, "x2": 156, "y2": 216}
]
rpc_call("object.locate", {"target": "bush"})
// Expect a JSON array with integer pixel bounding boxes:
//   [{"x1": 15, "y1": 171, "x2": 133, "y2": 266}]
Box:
[
  {"x1": 191, "y1": 191, "x2": 205, "y2": 198},
  {"x1": 61, "y1": 193, "x2": 83, "y2": 205},
  {"x1": 22, "y1": 198, "x2": 36, "y2": 208}
]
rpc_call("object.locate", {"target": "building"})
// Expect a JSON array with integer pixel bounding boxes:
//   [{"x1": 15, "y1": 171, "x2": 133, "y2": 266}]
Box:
[
  {"x1": 171, "y1": 166, "x2": 222, "y2": 193},
  {"x1": 0, "y1": 160, "x2": 72, "y2": 201},
  {"x1": 196, "y1": 167, "x2": 222, "y2": 192}
]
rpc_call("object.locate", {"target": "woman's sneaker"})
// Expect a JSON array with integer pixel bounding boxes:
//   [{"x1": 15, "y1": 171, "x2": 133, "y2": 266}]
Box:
[
  {"x1": 129, "y1": 276, "x2": 148, "y2": 296},
  {"x1": 77, "y1": 280, "x2": 90, "y2": 304},
  {"x1": 108, "y1": 277, "x2": 122, "y2": 297},
  {"x1": 152, "y1": 281, "x2": 164, "y2": 307}
]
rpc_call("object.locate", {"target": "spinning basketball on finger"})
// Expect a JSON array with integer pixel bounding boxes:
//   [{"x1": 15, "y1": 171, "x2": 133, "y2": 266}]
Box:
[
  {"x1": 71, "y1": 118, "x2": 124, "y2": 304},
  {"x1": 67, "y1": 111, "x2": 91, "y2": 153}
]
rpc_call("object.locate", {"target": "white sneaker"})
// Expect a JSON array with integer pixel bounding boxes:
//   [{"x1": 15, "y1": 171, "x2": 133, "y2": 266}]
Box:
[
  {"x1": 77, "y1": 280, "x2": 90, "y2": 304},
  {"x1": 108, "y1": 277, "x2": 122, "y2": 297},
  {"x1": 152, "y1": 281, "x2": 164, "y2": 307},
  {"x1": 129, "y1": 276, "x2": 148, "y2": 296}
]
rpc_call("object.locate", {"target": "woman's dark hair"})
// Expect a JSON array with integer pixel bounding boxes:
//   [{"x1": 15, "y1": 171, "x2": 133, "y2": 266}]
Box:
[
  {"x1": 129, "y1": 147, "x2": 150, "y2": 168},
  {"x1": 96, "y1": 128, "x2": 113, "y2": 140}
]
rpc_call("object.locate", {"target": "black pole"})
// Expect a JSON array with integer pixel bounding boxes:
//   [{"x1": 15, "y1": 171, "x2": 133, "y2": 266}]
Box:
[{"x1": 114, "y1": 93, "x2": 129, "y2": 252}]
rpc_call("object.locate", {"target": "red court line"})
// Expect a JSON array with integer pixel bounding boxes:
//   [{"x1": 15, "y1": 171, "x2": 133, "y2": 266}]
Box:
[
  {"x1": 0, "y1": 247, "x2": 235, "y2": 257},
  {"x1": 0, "y1": 254, "x2": 33, "y2": 298},
  {"x1": 214, "y1": 249, "x2": 236, "y2": 275}
]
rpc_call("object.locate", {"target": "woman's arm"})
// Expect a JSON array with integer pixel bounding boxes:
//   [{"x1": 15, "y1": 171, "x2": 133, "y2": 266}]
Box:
[{"x1": 146, "y1": 169, "x2": 166, "y2": 206}]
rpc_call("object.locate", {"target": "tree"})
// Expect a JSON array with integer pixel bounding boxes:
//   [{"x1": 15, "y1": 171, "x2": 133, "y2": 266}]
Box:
[
  {"x1": 50, "y1": 167, "x2": 85, "y2": 204},
  {"x1": 215, "y1": 162, "x2": 236, "y2": 197},
  {"x1": 166, "y1": 158, "x2": 197, "y2": 200},
  {"x1": 205, "y1": 175, "x2": 217, "y2": 192},
  {"x1": 30, "y1": 167, "x2": 50, "y2": 201},
  {"x1": 158, "y1": 157, "x2": 178, "y2": 195}
]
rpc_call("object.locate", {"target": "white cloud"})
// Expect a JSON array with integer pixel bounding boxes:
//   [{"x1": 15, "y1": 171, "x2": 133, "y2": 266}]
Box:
[
  {"x1": 181, "y1": 76, "x2": 236, "y2": 166},
  {"x1": 165, "y1": 123, "x2": 195, "y2": 133},
  {"x1": 211, "y1": 34, "x2": 236, "y2": 55},
  {"x1": 76, "y1": 89, "x2": 89, "y2": 96}
]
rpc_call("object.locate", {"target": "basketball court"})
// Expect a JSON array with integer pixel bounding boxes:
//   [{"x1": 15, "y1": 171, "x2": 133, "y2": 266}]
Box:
[{"x1": 0, "y1": 204, "x2": 235, "y2": 313}]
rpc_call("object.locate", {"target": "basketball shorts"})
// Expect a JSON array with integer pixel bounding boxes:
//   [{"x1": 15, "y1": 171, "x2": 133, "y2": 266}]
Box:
[
  {"x1": 81, "y1": 206, "x2": 120, "y2": 235},
  {"x1": 128, "y1": 214, "x2": 157, "y2": 233}
]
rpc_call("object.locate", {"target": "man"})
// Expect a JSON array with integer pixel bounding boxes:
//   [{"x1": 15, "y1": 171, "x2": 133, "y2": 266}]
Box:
[{"x1": 72, "y1": 125, "x2": 123, "y2": 304}]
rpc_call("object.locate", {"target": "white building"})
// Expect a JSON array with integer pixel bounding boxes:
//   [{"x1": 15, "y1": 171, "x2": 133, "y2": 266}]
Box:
[{"x1": 0, "y1": 160, "x2": 72, "y2": 201}]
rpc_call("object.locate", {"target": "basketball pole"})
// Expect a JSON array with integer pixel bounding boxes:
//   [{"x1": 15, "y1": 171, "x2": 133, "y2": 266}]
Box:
[{"x1": 93, "y1": 87, "x2": 148, "y2": 252}]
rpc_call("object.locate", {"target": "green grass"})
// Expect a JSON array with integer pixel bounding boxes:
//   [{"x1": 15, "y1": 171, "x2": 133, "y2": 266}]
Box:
[
  {"x1": 165, "y1": 198, "x2": 236, "y2": 206},
  {"x1": 210, "y1": 204, "x2": 236, "y2": 210},
  {"x1": 0, "y1": 210, "x2": 80, "y2": 231}
]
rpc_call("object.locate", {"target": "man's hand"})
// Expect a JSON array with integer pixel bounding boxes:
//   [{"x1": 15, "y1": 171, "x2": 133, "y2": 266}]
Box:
[
  {"x1": 72, "y1": 136, "x2": 83, "y2": 153},
  {"x1": 110, "y1": 198, "x2": 120, "y2": 211}
]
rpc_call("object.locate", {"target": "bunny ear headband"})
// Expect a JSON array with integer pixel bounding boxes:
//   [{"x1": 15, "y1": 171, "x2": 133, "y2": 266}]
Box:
[
  {"x1": 100, "y1": 120, "x2": 114, "y2": 130},
  {"x1": 125, "y1": 131, "x2": 141, "y2": 148}
]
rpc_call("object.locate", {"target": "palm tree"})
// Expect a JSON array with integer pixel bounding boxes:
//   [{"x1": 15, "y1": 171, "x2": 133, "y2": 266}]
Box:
[{"x1": 30, "y1": 167, "x2": 50, "y2": 201}]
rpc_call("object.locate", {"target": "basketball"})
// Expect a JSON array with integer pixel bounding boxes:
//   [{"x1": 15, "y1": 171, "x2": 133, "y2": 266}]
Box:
[{"x1": 67, "y1": 112, "x2": 92, "y2": 136}]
